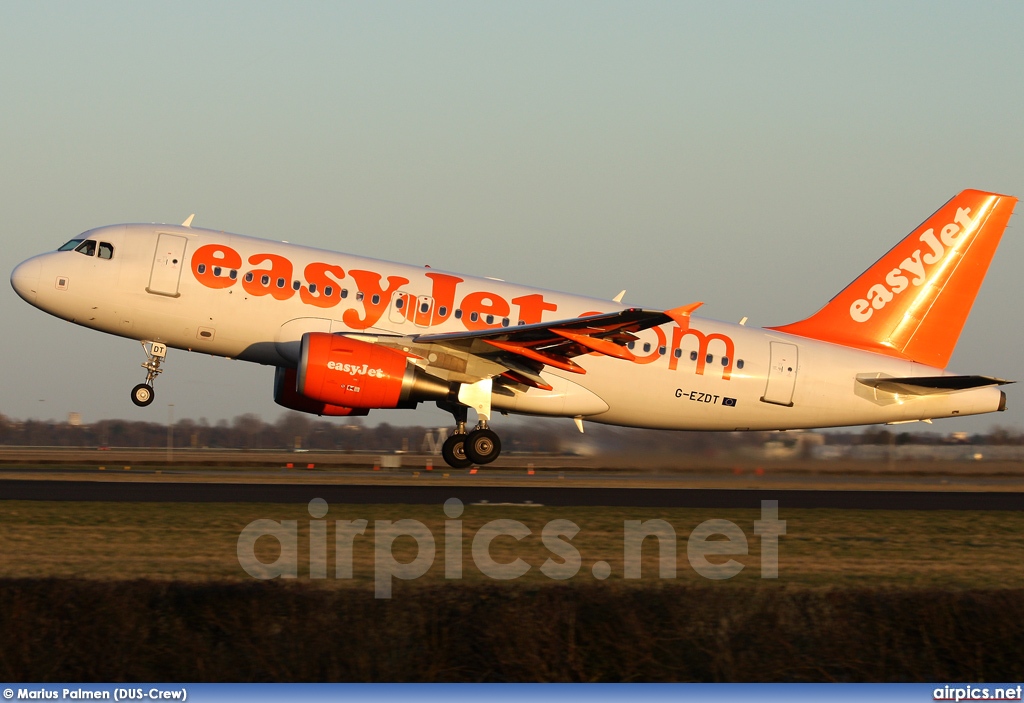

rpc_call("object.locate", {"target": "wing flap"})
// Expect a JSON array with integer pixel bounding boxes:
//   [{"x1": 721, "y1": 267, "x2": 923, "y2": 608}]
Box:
[{"x1": 484, "y1": 339, "x2": 587, "y2": 374}]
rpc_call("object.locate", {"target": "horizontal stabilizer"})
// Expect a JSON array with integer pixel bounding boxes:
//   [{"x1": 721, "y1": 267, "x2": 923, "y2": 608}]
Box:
[{"x1": 856, "y1": 374, "x2": 1013, "y2": 396}]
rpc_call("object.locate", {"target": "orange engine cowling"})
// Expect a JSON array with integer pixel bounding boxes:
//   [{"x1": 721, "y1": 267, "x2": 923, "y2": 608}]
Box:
[
  {"x1": 297, "y1": 333, "x2": 451, "y2": 409},
  {"x1": 273, "y1": 366, "x2": 369, "y2": 417}
]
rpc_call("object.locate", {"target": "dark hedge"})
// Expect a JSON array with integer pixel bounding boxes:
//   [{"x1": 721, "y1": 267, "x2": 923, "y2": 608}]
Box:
[{"x1": 1, "y1": 579, "x2": 1022, "y2": 682}]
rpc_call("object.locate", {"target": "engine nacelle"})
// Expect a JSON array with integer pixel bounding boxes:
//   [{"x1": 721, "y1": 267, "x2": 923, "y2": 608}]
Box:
[
  {"x1": 274, "y1": 366, "x2": 369, "y2": 417},
  {"x1": 297, "y1": 332, "x2": 452, "y2": 409}
]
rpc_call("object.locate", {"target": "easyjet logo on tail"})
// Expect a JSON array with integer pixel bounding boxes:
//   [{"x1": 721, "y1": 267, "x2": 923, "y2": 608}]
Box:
[
  {"x1": 849, "y1": 207, "x2": 975, "y2": 323},
  {"x1": 768, "y1": 189, "x2": 1013, "y2": 368}
]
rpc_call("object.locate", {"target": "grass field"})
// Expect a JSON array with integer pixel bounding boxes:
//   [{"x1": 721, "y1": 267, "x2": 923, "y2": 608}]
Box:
[
  {"x1": 3, "y1": 498, "x2": 1024, "y2": 681},
  {"x1": 3, "y1": 500, "x2": 1024, "y2": 589}
]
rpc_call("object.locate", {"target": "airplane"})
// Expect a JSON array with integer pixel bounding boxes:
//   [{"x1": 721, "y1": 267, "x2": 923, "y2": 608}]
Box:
[{"x1": 10, "y1": 189, "x2": 1017, "y2": 468}]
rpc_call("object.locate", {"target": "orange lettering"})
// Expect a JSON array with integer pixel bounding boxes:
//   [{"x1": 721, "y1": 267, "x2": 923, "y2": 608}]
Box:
[
  {"x1": 394, "y1": 292, "x2": 414, "y2": 322},
  {"x1": 191, "y1": 244, "x2": 241, "y2": 289},
  {"x1": 242, "y1": 254, "x2": 295, "y2": 301},
  {"x1": 631, "y1": 326, "x2": 666, "y2": 365},
  {"x1": 512, "y1": 293, "x2": 558, "y2": 324},
  {"x1": 424, "y1": 272, "x2": 463, "y2": 325},
  {"x1": 299, "y1": 262, "x2": 345, "y2": 308},
  {"x1": 669, "y1": 325, "x2": 734, "y2": 379},
  {"x1": 460, "y1": 291, "x2": 511, "y2": 330},
  {"x1": 343, "y1": 270, "x2": 410, "y2": 330}
]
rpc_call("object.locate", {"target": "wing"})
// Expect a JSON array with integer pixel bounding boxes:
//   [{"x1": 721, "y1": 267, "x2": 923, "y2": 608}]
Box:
[{"x1": 362, "y1": 303, "x2": 703, "y2": 391}]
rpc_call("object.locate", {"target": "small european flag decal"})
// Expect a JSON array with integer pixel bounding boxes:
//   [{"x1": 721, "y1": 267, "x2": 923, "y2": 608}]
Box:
[{"x1": 722, "y1": 397, "x2": 737, "y2": 407}]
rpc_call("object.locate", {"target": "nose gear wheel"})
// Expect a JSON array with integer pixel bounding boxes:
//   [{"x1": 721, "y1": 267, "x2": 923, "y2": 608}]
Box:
[{"x1": 131, "y1": 341, "x2": 167, "y2": 407}]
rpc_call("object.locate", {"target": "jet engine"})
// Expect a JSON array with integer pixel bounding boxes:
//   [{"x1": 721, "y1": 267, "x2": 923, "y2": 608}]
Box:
[
  {"x1": 273, "y1": 366, "x2": 369, "y2": 417},
  {"x1": 295, "y1": 332, "x2": 451, "y2": 409}
]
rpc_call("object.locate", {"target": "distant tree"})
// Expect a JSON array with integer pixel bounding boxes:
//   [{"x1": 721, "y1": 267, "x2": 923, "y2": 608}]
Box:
[
  {"x1": 232, "y1": 414, "x2": 263, "y2": 449},
  {"x1": 276, "y1": 412, "x2": 312, "y2": 449}
]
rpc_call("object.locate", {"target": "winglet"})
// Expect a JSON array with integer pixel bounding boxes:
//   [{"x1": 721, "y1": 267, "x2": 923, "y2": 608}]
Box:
[
  {"x1": 769, "y1": 190, "x2": 1016, "y2": 368},
  {"x1": 664, "y1": 302, "x2": 704, "y2": 327},
  {"x1": 613, "y1": 290, "x2": 626, "y2": 303},
  {"x1": 181, "y1": 214, "x2": 195, "y2": 228}
]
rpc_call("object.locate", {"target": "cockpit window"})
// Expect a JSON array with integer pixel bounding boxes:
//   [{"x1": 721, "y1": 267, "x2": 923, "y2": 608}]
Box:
[
  {"x1": 74, "y1": 240, "x2": 97, "y2": 256},
  {"x1": 98, "y1": 242, "x2": 114, "y2": 260},
  {"x1": 58, "y1": 239, "x2": 84, "y2": 251}
]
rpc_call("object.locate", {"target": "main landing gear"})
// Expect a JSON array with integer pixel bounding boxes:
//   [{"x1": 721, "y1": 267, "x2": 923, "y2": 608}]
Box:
[
  {"x1": 439, "y1": 378, "x2": 503, "y2": 469},
  {"x1": 130, "y1": 341, "x2": 167, "y2": 407},
  {"x1": 439, "y1": 414, "x2": 502, "y2": 468}
]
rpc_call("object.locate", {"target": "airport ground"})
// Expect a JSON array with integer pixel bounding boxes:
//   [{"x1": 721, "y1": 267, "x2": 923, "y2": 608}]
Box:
[
  {"x1": 1, "y1": 451, "x2": 1023, "y2": 681},
  {"x1": 4, "y1": 445, "x2": 1024, "y2": 491}
]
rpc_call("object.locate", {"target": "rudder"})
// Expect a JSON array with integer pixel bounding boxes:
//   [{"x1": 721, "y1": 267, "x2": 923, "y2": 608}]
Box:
[{"x1": 769, "y1": 189, "x2": 1016, "y2": 368}]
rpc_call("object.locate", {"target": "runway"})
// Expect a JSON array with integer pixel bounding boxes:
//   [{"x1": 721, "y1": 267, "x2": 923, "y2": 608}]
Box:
[{"x1": 2, "y1": 478, "x2": 1023, "y2": 510}]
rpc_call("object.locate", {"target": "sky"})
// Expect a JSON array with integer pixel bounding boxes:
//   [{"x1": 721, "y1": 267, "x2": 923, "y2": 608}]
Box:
[{"x1": 1, "y1": 1, "x2": 1022, "y2": 434}]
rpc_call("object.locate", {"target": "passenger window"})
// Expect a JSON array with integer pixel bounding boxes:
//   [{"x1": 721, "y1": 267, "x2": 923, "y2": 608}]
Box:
[
  {"x1": 276, "y1": 277, "x2": 285, "y2": 288},
  {"x1": 470, "y1": 312, "x2": 479, "y2": 322},
  {"x1": 308, "y1": 283, "x2": 317, "y2": 294},
  {"x1": 371, "y1": 294, "x2": 380, "y2": 305},
  {"x1": 261, "y1": 275, "x2": 270, "y2": 286},
  {"x1": 659, "y1": 346, "x2": 666, "y2": 355},
  {"x1": 485, "y1": 314, "x2": 494, "y2": 324},
  {"x1": 197, "y1": 264, "x2": 207, "y2": 274},
  {"x1": 230, "y1": 270, "x2": 237, "y2": 280},
  {"x1": 245, "y1": 272, "x2": 254, "y2": 283},
  {"x1": 690, "y1": 351, "x2": 698, "y2": 361},
  {"x1": 737, "y1": 359, "x2": 745, "y2": 370},
  {"x1": 98, "y1": 242, "x2": 114, "y2": 260},
  {"x1": 706, "y1": 354, "x2": 714, "y2": 364},
  {"x1": 356, "y1": 292, "x2": 364, "y2": 302},
  {"x1": 643, "y1": 343, "x2": 651, "y2": 353},
  {"x1": 75, "y1": 240, "x2": 96, "y2": 256},
  {"x1": 292, "y1": 280, "x2": 301, "y2": 291},
  {"x1": 674, "y1": 348, "x2": 682, "y2": 359},
  {"x1": 420, "y1": 302, "x2": 430, "y2": 313},
  {"x1": 395, "y1": 298, "x2": 405, "y2": 309},
  {"x1": 502, "y1": 318, "x2": 510, "y2": 327},
  {"x1": 721, "y1": 356, "x2": 729, "y2": 366},
  {"x1": 213, "y1": 266, "x2": 222, "y2": 277},
  {"x1": 341, "y1": 289, "x2": 349, "y2": 299},
  {"x1": 454, "y1": 309, "x2": 463, "y2": 319},
  {"x1": 324, "y1": 286, "x2": 334, "y2": 297},
  {"x1": 439, "y1": 306, "x2": 448, "y2": 317}
]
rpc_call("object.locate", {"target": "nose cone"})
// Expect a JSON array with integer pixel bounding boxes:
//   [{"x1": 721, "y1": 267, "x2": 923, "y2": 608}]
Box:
[{"x1": 11, "y1": 257, "x2": 41, "y2": 305}]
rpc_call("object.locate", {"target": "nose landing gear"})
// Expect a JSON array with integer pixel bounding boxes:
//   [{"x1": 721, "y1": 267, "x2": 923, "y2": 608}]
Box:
[{"x1": 131, "y1": 341, "x2": 167, "y2": 407}]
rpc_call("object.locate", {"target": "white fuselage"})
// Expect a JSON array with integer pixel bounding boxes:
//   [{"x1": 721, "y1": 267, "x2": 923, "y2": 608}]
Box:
[{"x1": 11, "y1": 223, "x2": 1004, "y2": 429}]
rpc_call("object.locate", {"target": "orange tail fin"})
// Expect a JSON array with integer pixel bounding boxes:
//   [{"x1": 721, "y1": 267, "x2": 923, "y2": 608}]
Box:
[{"x1": 769, "y1": 189, "x2": 1016, "y2": 368}]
